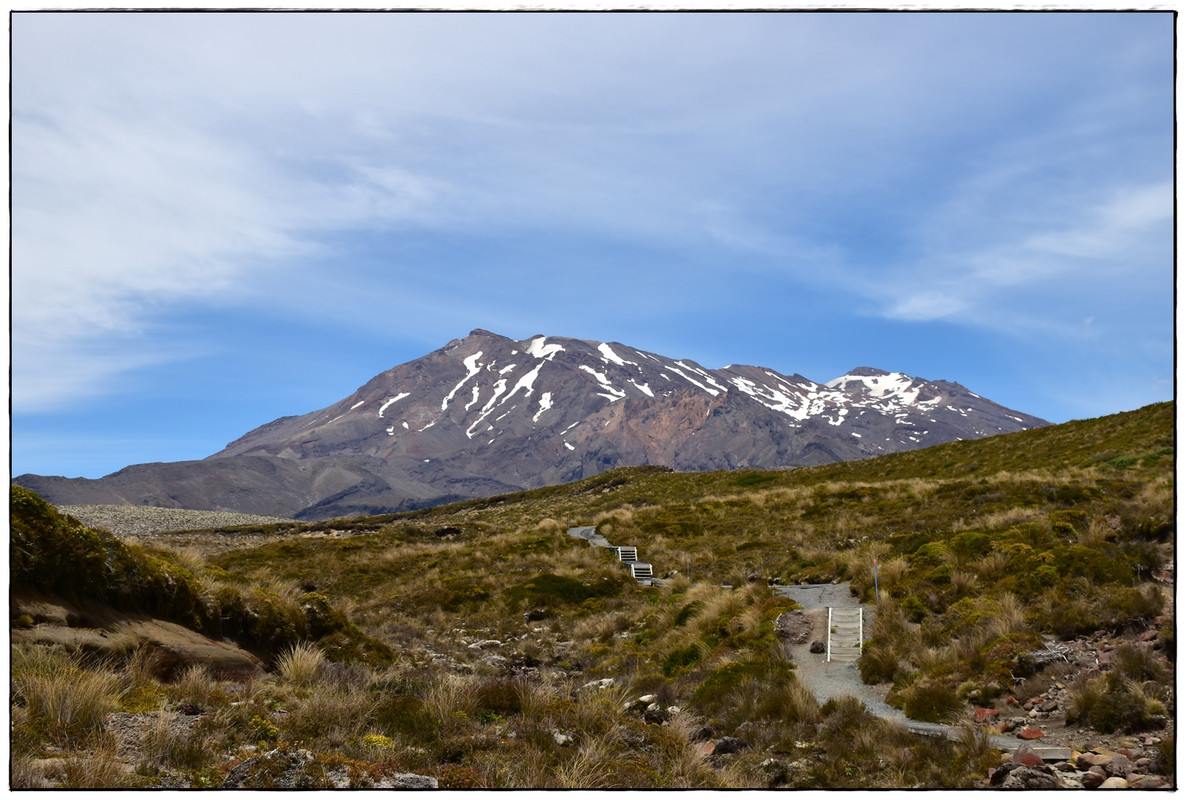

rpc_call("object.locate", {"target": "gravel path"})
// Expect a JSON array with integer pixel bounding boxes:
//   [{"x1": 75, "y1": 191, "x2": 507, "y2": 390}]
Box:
[{"x1": 776, "y1": 583, "x2": 1042, "y2": 753}]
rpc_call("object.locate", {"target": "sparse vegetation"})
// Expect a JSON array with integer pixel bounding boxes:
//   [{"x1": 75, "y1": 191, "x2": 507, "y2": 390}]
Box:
[{"x1": 9, "y1": 402, "x2": 1174, "y2": 787}]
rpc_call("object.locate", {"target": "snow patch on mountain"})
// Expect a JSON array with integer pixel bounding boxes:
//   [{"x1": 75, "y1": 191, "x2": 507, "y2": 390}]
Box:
[
  {"x1": 598, "y1": 342, "x2": 636, "y2": 367},
  {"x1": 443, "y1": 351, "x2": 484, "y2": 410},
  {"x1": 378, "y1": 393, "x2": 411, "y2": 418},
  {"x1": 527, "y1": 337, "x2": 564, "y2": 360}
]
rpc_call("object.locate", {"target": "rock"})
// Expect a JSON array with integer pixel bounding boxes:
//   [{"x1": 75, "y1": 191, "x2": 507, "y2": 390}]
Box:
[
  {"x1": 467, "y1": 639, "x2": 502, "y2": 650},
  {"x1": 809, "y1": 640, "x2": 826, "y2": 654},
  {"x1": 691, "y1": 726, "x2": 716, "y2": 742},
  {"x1": 992, "y1": 764, "x2": 1066, "y2": 789},
  {"x1": 1128, "y1": 774, "x2": 1167, "y2": 789},
  {"x1": 222, "y1": 748, "x2": 316, "y2": 789},
  {"x1": 1077, "y1": 752, "x2": 1112, "y2": 770},
  {"x1": 582, "y1": 678, "x2": 616, "y2": 690},
  {"x1": 643, "y1": 708, "x2": 671, "y2": 725},
  {"x1": 1105, "y1": 754, "x2": 1135, "y2": 778},
  {"x1": 552, "y1": 731, "x2": 574, "y2": 747},
  {"x1": 375, "y1": 774, "x2": 439, "y2": 789},
  {"x1": 222, "y1": 746, "x2": 437, "y2": 789},
  {"x1": 712, "y1": 737, "x2": 751, "y2": 756},
  {"x1": 1099, "y1": 777, "x2": 1129, "y2": 789},
  {"x1": 1011, "y1": 744, "x2": 1045, "y2": 768},
  {"x1": 1017, "y1": 727, "x2": 1045, "y2": 740},
  {"x1": 1080, "y1": 767, "x2": 1107, "y2": 788},
  {"x1": 637, "y1": 694, "x2": 657, "y2": 705},
  {"x1": 975, "y1": 707, "x2": 999, "y2": 724}
]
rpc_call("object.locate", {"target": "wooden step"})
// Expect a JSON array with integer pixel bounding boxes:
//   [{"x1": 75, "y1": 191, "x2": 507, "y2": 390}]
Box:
[
  {"x1": 615, "y1": 546, "x2": 638, "y2": 562},
  {"x1": 628, "y1": 562, "x2": 653, "y2": 580}
]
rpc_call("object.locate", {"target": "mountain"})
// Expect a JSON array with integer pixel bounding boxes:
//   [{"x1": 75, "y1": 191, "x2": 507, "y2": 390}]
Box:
[{"x1": 14, "y1": 329, "x2": 1047, "y2": 520}]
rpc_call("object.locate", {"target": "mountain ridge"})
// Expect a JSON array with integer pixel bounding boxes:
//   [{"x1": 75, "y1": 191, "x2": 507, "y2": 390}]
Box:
[{"x1": 14, "y1": 329, "x2": 1048, "y2": 519}]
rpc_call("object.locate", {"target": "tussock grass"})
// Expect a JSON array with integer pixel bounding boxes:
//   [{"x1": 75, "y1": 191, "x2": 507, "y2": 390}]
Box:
[
  {"x1": 12, "y1": 645, "x2": 122, "y2": 747},
  {"x1": 10, "y1": 403, "x2": 1175, "y2": 786}
]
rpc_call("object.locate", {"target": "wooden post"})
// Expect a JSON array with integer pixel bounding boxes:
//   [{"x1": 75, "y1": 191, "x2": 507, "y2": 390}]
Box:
[{"x1": 826, "y1": 607, "x2": 833, "y2": 663}]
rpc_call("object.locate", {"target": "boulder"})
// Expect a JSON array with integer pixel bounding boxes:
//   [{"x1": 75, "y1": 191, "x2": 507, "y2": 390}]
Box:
[
  {"x1": 1105, "y1": 754, "x2": 1136, "y2": 778},
  {"x1": 1017, "y1": 727, "x2": 1045, "y2": 740},
  {"x1": 1011, "y1": 744, "x2": 1045, "y2": 768},
  {"x1": 991, "y1": 764, "x2": 1066, "y2": 789},
  {"x1": 1078, "y1": 752, "x2": 1115, "y2": 770},
  {"x1": 1080, "y1": 767, "x2": 1107, "y2": 789},
  {"x1": 809, "y1": 641, "x2": 826, "y2": 654},
  {"x1": 1099, "y1": 777, "x2": 1129, "y2": 789}
]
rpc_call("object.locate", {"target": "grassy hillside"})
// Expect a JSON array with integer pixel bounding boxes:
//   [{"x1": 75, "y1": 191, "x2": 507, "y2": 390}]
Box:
[{"x1": 9, "y1": 402, "x2": 1174, "y2": 788}]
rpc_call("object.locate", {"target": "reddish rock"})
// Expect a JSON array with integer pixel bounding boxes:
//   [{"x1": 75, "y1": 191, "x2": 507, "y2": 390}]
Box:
[
  {"x1": 975, "y1": 707, "x2": 999, "y2": 723},
  {"x1": 1139, "y1": 629, "x2": 1159, "y2": 642},
  {"x1": 1017, "y1": 727, "x2": 1045, "y2": 740},
  {"x1": 1011, "y1": 744, "x2": 1045, "y2": 767},
  {"x1": 1080, "y1": 768, "x2": 1106, "y2": 789},
  {"x1": 1005, "y1": 695, "x2": 1020, "y2": 707},
  {"x1": 1129, "y1": 775, "x2": 1168, "y2": 789},
  {"x1": 1100, "y1": 777, "x2": 1129, "y2": 789}
]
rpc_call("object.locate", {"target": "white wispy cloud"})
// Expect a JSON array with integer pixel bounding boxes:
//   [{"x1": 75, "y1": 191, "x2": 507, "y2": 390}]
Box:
[{"x1": 12, "y1": 12, "x2": 1171, "y2": 419}]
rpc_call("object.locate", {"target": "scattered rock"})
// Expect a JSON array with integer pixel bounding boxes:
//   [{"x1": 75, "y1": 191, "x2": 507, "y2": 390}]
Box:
[
  {"x1": 552, "y1": 731, "x2": 574, "y2": 747},
  {"x1": 222, "y1": 747, "x2": 317, "y2": 789},
  {"x1": 809, "y1": 641, "x2": 826, "y2": 654},
  {"x1": 1099, "y1": 776, "x2": 1129, "y2": 789},
  {"x1": 1017, "y1": 727, "x2": 1045, "y2": 740}
]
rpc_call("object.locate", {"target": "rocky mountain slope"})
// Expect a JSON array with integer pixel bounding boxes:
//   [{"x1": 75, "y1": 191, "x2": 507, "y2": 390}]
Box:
[{"x1": 15, "y1": 329, "x2": 1046, "y2": 520}]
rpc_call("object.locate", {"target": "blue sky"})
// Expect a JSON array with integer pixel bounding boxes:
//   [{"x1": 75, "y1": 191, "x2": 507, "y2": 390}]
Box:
[{"x1": 11, "y1": 11, "x2": 1174, "y2": 479}]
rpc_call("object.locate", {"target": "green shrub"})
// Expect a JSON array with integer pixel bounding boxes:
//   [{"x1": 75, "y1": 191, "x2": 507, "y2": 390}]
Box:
[
  {"x1": 1067, "y1": 672, "x2": 1168, "y2": 733},
  {"x1": 661, "y1": 645, "x2": 703, "y2": 677},
  {"x1": 900, "y1": 679, "x2": 962, "y2": 723},
  {"x1": 859, "y1": 642, "x2": 902, "y2": 685},
  {"x1": 507, "y1": 573, "x2": 623, "y2": 608},
  {"x1": 674, "y1": 601, "x2": 703, "y2": 627}
]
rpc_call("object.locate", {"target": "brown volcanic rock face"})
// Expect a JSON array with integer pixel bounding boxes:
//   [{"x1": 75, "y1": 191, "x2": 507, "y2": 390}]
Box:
[{"x1": 16, "y1": 329, "x2": 1047, "y2": 519}]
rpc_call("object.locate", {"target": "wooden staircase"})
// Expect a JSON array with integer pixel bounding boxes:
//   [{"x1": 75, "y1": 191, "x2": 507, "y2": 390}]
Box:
[
  {"x1": 627, "y1": 562, "x2": 653, "y2": 580},
  {"x1": 827, "y1": 607, "x2": 864, "y2": 663},
  {"x1": 567, "y1": 527, "x2": 657, "y2": 585}
]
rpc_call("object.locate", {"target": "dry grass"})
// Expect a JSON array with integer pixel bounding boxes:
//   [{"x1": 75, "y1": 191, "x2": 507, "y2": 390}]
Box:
[
  {"x1": 12, "y1": 645, "x2": 122, "y2": 747},
  {"x1": 275, "y1": 641, "x2": 327, "y2": 687}
]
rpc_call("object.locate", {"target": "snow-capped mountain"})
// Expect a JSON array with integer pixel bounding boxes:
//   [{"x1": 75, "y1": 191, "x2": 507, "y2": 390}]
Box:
[{"x1": 16, "y1": 330, "x2": 1047, "y2": 519}]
